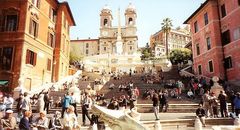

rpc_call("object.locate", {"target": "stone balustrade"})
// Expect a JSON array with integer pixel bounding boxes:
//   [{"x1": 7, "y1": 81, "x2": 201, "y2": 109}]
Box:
[{"x1": 91, "y1": 104, "x2": 151, "y2": 130}]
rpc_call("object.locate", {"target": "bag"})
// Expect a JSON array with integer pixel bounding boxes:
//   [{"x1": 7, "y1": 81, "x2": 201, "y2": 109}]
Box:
[{"x1": 48, "y1": 119, "x2": 52, "y2": 129}]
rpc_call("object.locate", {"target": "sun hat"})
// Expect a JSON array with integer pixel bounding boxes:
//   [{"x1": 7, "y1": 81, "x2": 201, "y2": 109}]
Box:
[{"x1": 6, "y1": 110, "x2": 13, "y2": 113}]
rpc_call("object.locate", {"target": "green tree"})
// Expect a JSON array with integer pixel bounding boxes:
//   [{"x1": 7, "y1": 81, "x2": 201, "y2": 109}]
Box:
[
  {"x1": 69, "y1": 52, "x2": 84, "y2": 65},
  {"x1": 161, "y1": 18, "x2": 173, "y2": 57},
  {"x1": 141, "y1": 43, "x2": 154, "y2": 60},
  {"x1": 169, "y1": 48, "x2": 192, "y2": 65}
]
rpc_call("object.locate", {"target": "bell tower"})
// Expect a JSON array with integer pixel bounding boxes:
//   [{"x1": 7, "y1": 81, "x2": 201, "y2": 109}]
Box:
[
  {"x1": 125, "y1": 3, "x2": 137, "y2": 27},
  {"x1": 100, "y1": 5, "x2": 113, "y2": 28}
]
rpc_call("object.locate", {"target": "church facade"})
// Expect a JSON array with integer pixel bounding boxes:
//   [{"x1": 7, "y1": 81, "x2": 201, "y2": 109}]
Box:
[
  {"x1": 99, "y1": 4, "x2": 138, "y2": 55},
  {"x1": 71, "y1": 3, "x2": 142, "y2": 73}
]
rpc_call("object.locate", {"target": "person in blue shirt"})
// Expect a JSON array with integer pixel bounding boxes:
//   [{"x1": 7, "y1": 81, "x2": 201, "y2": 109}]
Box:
[
  {"x1": 234, "y1": 92, "x2": 240, "y2": 118},
  {"x1": 61, "y1": 92, "x2": 72, "y2": 118},
  {"x1": 19, "y1": 111, "x2": 31, "y2": 130}
]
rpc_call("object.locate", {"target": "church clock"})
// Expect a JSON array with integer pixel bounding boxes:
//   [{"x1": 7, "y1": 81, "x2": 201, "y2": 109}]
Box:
[{"x1": 102, "y1": 31, "x2": 108, "y2": 36}]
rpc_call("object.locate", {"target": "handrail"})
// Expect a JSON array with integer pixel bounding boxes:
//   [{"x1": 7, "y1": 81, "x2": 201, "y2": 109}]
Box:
[{"x1": 180, "y1": 65, "x2": 212, "y2": 81}]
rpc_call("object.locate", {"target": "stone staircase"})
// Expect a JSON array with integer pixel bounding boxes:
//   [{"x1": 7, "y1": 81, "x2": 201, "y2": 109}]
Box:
[
  {"x1": 162, "y1": 65, "x2": 181, "y2": 80},
  {"x1": 143, "y1": 118, "x2": 234, "y2": 130}
]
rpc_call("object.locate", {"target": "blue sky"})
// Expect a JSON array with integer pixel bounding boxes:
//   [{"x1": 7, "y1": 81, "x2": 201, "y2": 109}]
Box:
[{"x1": 64, "y1": 0, "x2": 206, "y2": 47}]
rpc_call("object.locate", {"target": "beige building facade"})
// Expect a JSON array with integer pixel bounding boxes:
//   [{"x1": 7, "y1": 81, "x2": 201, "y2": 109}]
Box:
[
  {"x1": 71, "y1": 39, "x2": 99, "y2": 57},
  {"x1": 150, "y1": 27, "x2": 191, "y2": 57},
  {"x1": 0, "y1": 0, "x2": 75, "y2": 91}
]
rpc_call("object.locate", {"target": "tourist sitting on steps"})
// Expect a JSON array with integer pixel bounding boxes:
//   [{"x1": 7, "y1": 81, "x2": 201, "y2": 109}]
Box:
[
  {"x1": 49, "y1": 111, "x2": 63, "y2": 130},
  {"x1": 196, "y1": 104, "x2": 206, "y2": 127},
  {"x1": 32, "y1": 111, "x2": 49, "y2": 130},
  {"x1": 187, "y1": 89, "x2": 194, "y2": 99},
  {"x1": 0, "y1": 110, "x2": 17, "y2": 130}
]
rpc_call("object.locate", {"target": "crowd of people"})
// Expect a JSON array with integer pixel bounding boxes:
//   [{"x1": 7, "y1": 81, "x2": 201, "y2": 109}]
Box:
[{"x1": 0, "y1": 67, "x2": 240, "y2": 129}]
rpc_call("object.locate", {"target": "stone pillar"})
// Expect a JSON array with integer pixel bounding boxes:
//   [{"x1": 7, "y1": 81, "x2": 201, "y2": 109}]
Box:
[
  {"x1": 234, "y1": 118, "x2": 240, "y2": 126},
  {"x1": 194, "y1": 117, "x2": 202, "y2": 130},
  {"x1": 13, "y1": 78, "x2": 25, "y2": 99},
  {"x1": 210, "y1": 76, "x2": 224, "y2": 97},
  {"x1": 154, "y1": 121, "x2": 162, "y2": 130},
  {"x1": 130, "y1": 108, "x2": 141, "y2": 121}
]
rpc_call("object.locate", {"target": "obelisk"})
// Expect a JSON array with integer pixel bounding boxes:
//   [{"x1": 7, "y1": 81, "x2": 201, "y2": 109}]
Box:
[{"x1": 116, "y1": 8, "x2": 123, "y2": 55}]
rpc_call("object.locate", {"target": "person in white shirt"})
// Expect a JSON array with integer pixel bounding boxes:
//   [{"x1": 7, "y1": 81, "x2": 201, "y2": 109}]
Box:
[
  {"x1": 71, "y1": 92, "x2": 78, "y2": 117},
  {"x1": 3, "y1": 94, "x2": 14, "y2": 111},
  {"x1": 21, "y1": 92, "x2": 31, "y2": 114},
  {"x1": 81, "y1": 94, "x2": 92, "y2": 126},
  {"x1": 33, "y1": 111, "x2": 49, "y2": 130},
  {"x1": 63, "y1": 105, "x2": 79, "y2": 130},
  {"x1": 187, "y1": 89, "x2": 194, "y2": 99}
]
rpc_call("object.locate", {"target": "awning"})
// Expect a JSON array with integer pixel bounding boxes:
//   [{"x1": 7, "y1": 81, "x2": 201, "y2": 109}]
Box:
[{"x1": 0, "y1": 80, "x2": 8, "y2": 86}]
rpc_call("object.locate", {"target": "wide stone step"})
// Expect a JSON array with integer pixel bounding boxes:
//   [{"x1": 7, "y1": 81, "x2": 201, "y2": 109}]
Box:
[
  {"x1": 136, "y1": 103, "x2": 233, "y2": 113},
  {"x1": 143, "y1": 118, "x2": 234, "y2": 130}
]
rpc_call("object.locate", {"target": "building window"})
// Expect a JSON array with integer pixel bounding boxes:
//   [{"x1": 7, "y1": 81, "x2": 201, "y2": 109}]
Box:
[
  {"x1": 194, "y1": 21, "x2": 199, "y2": 33},
  {"x1": 221, "y1": 4, "x2": 226, "y2": 18},
  {"x1": 49, "y1": 7, "x2": 56, "y2": 23},
  {"x1": 104, "y1": 47, "x2": 106, "y2": 51},
  {"x1": 61, "y1": 63, "x2": 63, "y2": 74},
  {"x1": 86, "y1": 43, "x2": 89, "y2": 48},
  {"x1": 196, "y1": 43, "x2": 200, "y2": 55},
  {"x1": 29, "y1": 19, "x2": 38, "y2": 38},
  {"x1": 130, "y1": 46, "x2": 132, "y2": 50},
  {"x1": 233, "y1": 27, "x2": 240, "y2": 41},
  {"x1": 128, "y1": 17, "x2": 133, "y2": 25},
  {"x1": 222, "y1": 30, "x2": 230, "y2": 46},
  {"x1": 32, "y1": 0, "x2": 40, "y2": 8},
  {"x1": 208, "y1": 60, "x2": 213, "y2": 72},
  {"x1": 4, "y1": 15, "x2": 18, "y2": 32},
  {"x1": 62, "y1": 35, "x2": 66, "y2": 52},
  {"x1": 86, "y1": 50, "x2": 88, "y2": 55},
  {"x1": 198, "y1": 65, "x2": 202, "y2": 75},
  {"x1": 224, "y1": 56, "x2": 232, "y2": 69},
  {"x1": 0, "y1": 47, "x2": 13, "y2": 70},
  {"x1": 63, "y1": 13, "x2": 66, "y2": 28},
  {"x1": 47, "y1": 32, "x2": 55, "y2": 48},
  {"x1": 26, "y1": 49, "x2": 37, "y2": 66},
  {"x1": 204, "y1": 13, "x2": 209, "y2": 25},
  {"x1": 103, "y1": 19, "x2": 108, "y2": 26},
  {"x1": 206, "y1": 37, "x2": 211, "y2": 50},
  {"x1": 238, "y1": 0, "x2": 240, "y2": 6},
  {"x1": 47, "y1": 58, "x2": 51, "y2": 71}
]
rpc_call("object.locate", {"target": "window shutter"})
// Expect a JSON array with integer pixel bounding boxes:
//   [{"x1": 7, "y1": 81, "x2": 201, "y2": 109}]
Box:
[
  {"x1": 26, "y1": 49, "x2": 30, "y2": 64},
  {"x1": 47, "y1": 32, "x2": 50, "y2": 46},
  {"x1": 47, "y1": 59, "x2": 51, "y2": 71},
  {"x1": 53, "y1": 12, "x2": 57, "y2": 23},
  {"x1": 37, "y1": 0, "x2": 41, "y2": 9},
  {"x1": 29, "y1": 19, "x2": 32, "y2": 35},
  {"x1": 53, "y1": 33, "x2": 56, "y2": 48},
  {"x1": 0, "y1": 14, "x2": 3, "y2": 32},
  {"x1": 35, "y1": 22, "x2": 39, "y2": 38},
  {"x1": 33, "y1": 52, "x2": 37, "y2": 66},
  {"x1": 49, "y1": 7, "x2": 51, "y2": 19}
]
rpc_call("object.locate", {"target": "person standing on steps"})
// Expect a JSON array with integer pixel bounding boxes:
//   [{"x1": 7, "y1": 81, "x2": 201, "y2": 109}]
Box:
[
  {"x1": 61, "y1": 92, "x2": 72, "y2": 118},
  {"x1": 152, "y1": 92, "x2": 160, "y2": 120},
  {"x1": 218, "y1": 90, "x2": 228, "y2": 117},
  {"x1": 234, "y1": 92, "x2": 240, "y2": 118},
  {"x1": 81, "y1": 93, "x2": 92, "y2": 126},
  {"x1": 70, "y1": 92, "x2": 78, "y2": 117},
  {"x1": 196, "y1": 104, "x2": 206, "y2": 127},
  {"x1": 43, "y1": 91, "x2": 50, "y2": 114}
]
